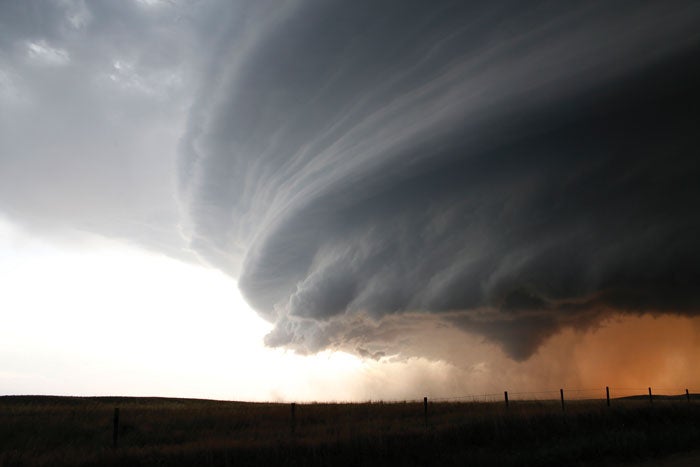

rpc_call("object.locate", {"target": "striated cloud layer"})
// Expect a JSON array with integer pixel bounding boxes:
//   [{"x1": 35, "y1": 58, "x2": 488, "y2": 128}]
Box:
[{"x1": 179, "y1": 1, "x2": 700, "y2": 360}]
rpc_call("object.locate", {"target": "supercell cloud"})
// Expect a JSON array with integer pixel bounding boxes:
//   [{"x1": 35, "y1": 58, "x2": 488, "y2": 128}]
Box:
[{"x1": 178, "y1": 1, "x2": 700, "y2": 360}]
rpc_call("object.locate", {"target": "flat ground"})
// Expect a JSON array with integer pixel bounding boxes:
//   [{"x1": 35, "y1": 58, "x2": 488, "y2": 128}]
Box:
[
  {"x1": 626, "y1": 450, "x2": 700, "y2": 467},
  {"x1": 1, "y1": 395, "x2": 699, "y2": 466}
]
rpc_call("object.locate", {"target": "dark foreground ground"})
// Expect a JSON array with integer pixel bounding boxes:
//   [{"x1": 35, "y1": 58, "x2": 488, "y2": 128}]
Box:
[{"x1": 1, "y1": 395, "x2": 699, "y2": 466}]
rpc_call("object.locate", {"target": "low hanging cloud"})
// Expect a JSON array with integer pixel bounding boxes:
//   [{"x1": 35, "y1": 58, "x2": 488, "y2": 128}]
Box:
[{"x1": 179, "y1": 1, "x2": 700, "y2": 361}]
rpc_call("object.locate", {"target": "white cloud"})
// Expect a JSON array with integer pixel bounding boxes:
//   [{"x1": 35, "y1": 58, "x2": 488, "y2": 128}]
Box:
[
  {"x1": 25, "y1": 40, "x2": 70, "y2": 66},
  {"x1": 134, "y1": 0, "x2": 172, "y2": 9},
  {"x1": 105, "y1": 59, "x2": 183, "y2": 97}
]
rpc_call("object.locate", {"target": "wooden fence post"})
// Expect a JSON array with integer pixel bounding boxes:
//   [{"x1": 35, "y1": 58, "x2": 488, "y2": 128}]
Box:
[
  {"x1": 606, "y1": 387, "x2": 610, "y2": 407},
  {"x1": 423, "y1": 397, "x2": 428, "y2": 429},
  {"x1": 113, "y1": 408, "x2": 120, "y2": 448},
  {"x1": 504, "y1": 391, "x2": 509, "y2": 409},
  {"x1": 560, "y1": 389, "x2": 565, "y2": 412},
  {"x1": 648, "y1": 387, "x2": 653, "y2": 404},
  {"x1": 290, "y1": 403, "x2": 296, "y2": 435}
]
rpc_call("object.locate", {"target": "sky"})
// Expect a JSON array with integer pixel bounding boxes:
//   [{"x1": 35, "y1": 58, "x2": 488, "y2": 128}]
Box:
[{"x1": 1, "y1": 0, "x2": 700, "y2": 402}]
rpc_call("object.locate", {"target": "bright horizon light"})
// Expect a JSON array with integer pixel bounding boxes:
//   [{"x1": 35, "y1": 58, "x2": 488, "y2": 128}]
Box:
[
  {"x1": 3, "y1": 215, "x2": 700, "y2": 401},
  {"x1": 0, "y1": 216, "x2": 392, "y2": 402}
]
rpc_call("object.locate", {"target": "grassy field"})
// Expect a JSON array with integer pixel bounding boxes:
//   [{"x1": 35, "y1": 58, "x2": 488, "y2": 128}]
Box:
[{"x1": 1, "y1": 394, "x2": 700, "y2": 466}]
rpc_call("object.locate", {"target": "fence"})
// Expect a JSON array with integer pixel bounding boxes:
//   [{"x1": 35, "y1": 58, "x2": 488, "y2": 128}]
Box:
[
  {"x1": 426, "y1": 386, "x2": 697, "y2": 404},
  {"x1": 108, "y1": 386, "x2": 697, "y2": 447}
]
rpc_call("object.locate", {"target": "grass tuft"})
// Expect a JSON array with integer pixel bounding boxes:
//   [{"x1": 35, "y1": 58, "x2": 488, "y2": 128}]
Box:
[{"x1": 1, "y1": 395, "x2": 699, "y2": 466}]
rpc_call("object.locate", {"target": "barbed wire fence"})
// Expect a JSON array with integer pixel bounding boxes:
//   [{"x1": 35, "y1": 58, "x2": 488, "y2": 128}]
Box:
[
  {"x1": 380, "y1": 386, "x2": 697, "y2": 404},
  {"x1": 108, "y1": 386, "x2": 699, "y2": 447}
]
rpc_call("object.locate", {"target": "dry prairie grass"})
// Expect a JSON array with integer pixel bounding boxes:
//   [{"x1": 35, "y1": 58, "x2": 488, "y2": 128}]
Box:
[{"x1": 1, "y1": 395, "x2": 699, "y2": 466}]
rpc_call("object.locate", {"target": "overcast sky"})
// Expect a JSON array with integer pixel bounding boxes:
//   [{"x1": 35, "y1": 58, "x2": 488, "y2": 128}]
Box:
[{"x1": 2, "y1": 0, "x2": 700, "y2": 400}]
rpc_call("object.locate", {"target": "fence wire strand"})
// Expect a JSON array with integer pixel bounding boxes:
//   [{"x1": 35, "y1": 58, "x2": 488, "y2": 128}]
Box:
[{"x1": 397, "y1": 386, "x2": 698, "y2": 404}]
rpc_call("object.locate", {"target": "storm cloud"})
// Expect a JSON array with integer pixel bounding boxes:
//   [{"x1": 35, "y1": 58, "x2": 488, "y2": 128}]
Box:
[
  {"x1": 178, "y1": 1, "x2": 700, "y2": 360},
  {"x1": 0, "y1": 0, "x2": 225, "y2": 258}
]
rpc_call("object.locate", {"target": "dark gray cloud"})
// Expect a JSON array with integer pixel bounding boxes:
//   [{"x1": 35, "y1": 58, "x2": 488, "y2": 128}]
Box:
[
  {"x1": 179, "y1": 0, "x2": 700, "y2": 360},
  {"x1": 0, "y1": 0, "x2": 224, "y2": 257},
  {"x1": 6, "y1": 1, "x2": 695, "y2": 362}
]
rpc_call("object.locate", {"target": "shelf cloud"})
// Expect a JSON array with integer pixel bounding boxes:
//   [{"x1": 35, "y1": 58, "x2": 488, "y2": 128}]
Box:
[
  {"x1": 178, "y1": 0, "x2": 700, "y2": 360},
  {"x1": 4, "y1": 1, "x2": 697, "y2": 364}
]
